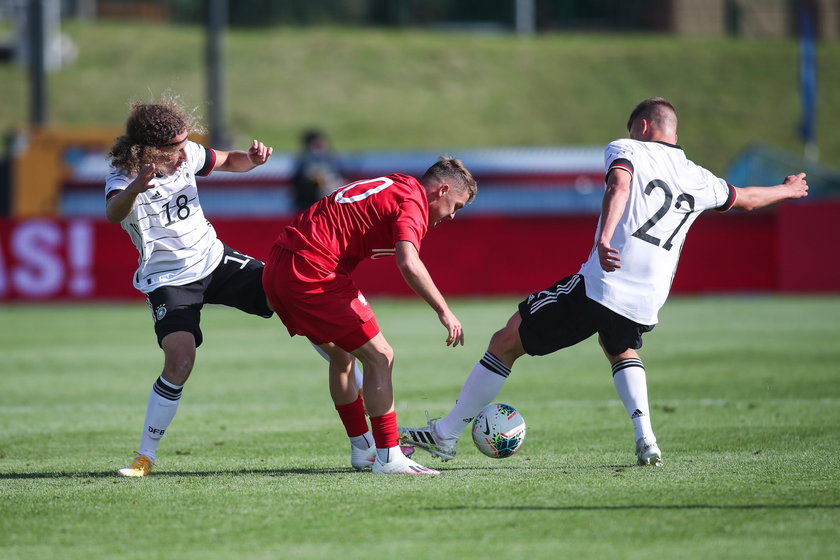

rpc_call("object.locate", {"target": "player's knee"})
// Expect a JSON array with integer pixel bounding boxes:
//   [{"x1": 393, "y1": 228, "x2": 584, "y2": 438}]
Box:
[
  {"x1": 488, "y1": 326, "x2": 513, "y2": 354},
  {"x1": 351, "y1": 332, "x2": 394, "y2": 374},
  {"x1": 371, "y1": 346, "x2": 394, "y2": 371},
  {"x1": 487, "y1": 325, "x2": 525, "y2": 366},
  {"x1": 361, "y1": 347, "x2": 393, "y2": 373},
  {"x1": 161, "y1": 357, "x2": 194, "y2": 385},
  {"x1": 161, "y1": 333, "x2": 196, "y2": 384}
]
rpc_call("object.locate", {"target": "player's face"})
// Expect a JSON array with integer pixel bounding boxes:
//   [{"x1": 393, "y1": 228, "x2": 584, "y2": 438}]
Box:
[
  {"x1": 428, "y1": 185, "x2": 470, "y2": 226},
  {"x1": 155, "y1": 130, "x2": 189, "y2": 175}
]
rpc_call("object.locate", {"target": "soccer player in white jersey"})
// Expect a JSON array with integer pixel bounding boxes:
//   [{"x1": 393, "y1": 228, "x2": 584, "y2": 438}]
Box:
[
  {"x1": 400, "y1": 97, "x2": 809, "y2": 466},
  {"x1": 107, "y1": 96, "x2": 274, "y2": 477}
]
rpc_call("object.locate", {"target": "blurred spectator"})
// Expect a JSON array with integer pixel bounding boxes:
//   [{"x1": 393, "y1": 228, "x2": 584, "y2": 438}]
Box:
[{"x1": 292, "y1": 129, "x2": 345, "y2": 213}]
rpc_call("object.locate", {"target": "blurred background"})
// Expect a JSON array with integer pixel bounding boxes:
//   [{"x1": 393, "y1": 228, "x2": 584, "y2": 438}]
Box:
[{"x1": 0, "y1": 0, "x2": 838, "y2": 302}]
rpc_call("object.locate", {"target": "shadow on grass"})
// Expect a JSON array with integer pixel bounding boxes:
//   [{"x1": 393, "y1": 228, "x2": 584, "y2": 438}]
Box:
[
  {"x1": 424, "y1": 504, "x2": 840, "y2": 511},
  {"x1": 0, "y1": 467, "x2": 360, "y2": 479},
  {"x1": 0, "y1": 462, "x2": 649, "y2": 479},
  {"x1": 0, "y1": 463, "x2": 671, "y2": 479}
]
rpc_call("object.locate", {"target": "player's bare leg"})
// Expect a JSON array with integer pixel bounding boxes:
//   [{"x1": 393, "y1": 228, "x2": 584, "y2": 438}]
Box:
[
  {"x1": 320, "y1": 341, "x2": 413, "y2": 471},
  {"x1": 351, "y1": 334, "x2": 438, "y2": 474},
  {"x1": 118, "y1": 331, "x2": 195, "y2": 477},
  {"x1": 312, "y1": 341, "x2": 364, "y2": 399},
  {"x1": 320, "y1": 342, "x2": 375, "y2": 469}
]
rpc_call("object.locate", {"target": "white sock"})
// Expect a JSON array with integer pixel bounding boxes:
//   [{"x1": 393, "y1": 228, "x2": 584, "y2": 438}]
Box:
[
  {"x1": 376, "y1": 445, "x2": 405, "y2": 463},
  {"x1": 350, "y1": 431, "x2": 374, "y2": 450},
  {"x1": 612, "y1": 358, "x2": 654, "y2": 442},
  {"x1": 437, "y1": 353, "x2": 510, "y2": 441},
  {"x1": 137, "y1": 376, "x2": 183, "y2": 463}
]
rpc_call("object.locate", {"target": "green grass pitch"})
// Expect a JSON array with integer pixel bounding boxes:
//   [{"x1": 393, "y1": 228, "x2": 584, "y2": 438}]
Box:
[{"x1": 1, "y1": 296, "x2": 838, "y2": 559}]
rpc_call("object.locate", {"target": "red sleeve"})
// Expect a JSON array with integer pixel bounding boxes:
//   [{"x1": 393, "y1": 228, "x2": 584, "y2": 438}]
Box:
[{"x1": 393, "y1": 197, "x2": 428, "y2": 251}]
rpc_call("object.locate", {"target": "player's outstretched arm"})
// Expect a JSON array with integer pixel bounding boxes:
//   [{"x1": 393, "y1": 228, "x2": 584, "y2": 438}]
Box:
[
  {"x1": 213, "y1": 139, "x2": 273, "y2": 173},
  {"x1": 395, "y1": 240, "x2": 464, "y2": 347},
  {"x1": 731, "y1": 173, "x2": 809, "y2": 211}
]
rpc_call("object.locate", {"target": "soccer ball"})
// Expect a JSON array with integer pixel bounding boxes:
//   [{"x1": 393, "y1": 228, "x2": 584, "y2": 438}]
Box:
[{"x1": 471, "y1": 403, "x2": 526, "y2": 458}]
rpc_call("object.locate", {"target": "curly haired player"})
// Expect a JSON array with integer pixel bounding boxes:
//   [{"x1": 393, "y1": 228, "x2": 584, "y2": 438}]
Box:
[{"x1": 107, "y1": 95, "x2": 273, "y2": 477}]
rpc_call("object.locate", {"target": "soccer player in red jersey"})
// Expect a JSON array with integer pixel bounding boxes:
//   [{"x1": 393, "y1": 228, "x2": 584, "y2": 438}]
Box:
[{"x1": 263, "y1": 157, "x2": 477, "y2": 474}]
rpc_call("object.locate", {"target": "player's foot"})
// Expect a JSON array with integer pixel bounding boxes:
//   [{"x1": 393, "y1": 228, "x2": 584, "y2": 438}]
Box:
[
  {"x1": 351, "y1": 445, "x2": 375, "y2": 470},
  {"x1": 351, "y1": 445, "x2": 415, "y2": 470},
  {"x1": 399, "y1": 414, "x2": 457, "y2": 461},
  {"x1": 372, "y1": 453, "x2": 440, "y2": 475},
  {"x1": 635, "y1": 436, "x2": 662, "y2": 466},
  {"x1": 116, "y1": 453, "x2": 154, "y2": 477}
]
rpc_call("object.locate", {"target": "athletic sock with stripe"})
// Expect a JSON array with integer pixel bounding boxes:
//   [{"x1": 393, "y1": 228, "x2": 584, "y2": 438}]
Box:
[
  {"x1": 437, "y1": 352, "x2": 510, "y2": 441},
  {"x1": 137, "y1": 375, "x2": 183, "y2": 463},
  {"x1": 611, "y1": 357, "x2": 655, "y2": 442}
]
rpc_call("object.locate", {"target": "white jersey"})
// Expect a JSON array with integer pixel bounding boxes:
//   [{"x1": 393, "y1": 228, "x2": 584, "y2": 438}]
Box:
[
  {"x1": 578, "y1": 139, "x2": 736, "y2": 325},
  {"x1": 105, "y1": 141, "x2": 223, "y2": 294}
]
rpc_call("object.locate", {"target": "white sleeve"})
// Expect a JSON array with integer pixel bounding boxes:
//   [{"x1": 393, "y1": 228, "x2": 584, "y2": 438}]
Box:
[
  {"x1": 186, "y1": 141, "x2": 215, "y2": 176},
  {"x1": 693, "y1": 162, "x2": 736, "y2": 211},
  {"x1": 105, "y1": 168, "x2": 131, "y2": 198},
  {"x1": 604, "y1": 140, "x2": 635, "y2": 180}
]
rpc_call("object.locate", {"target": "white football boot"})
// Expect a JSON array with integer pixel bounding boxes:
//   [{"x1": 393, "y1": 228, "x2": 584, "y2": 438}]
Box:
[
  {"x1": 351, "y1": 444, "x2": 415, "y2": 470},
  {"x1": 398, "y1": 414, "x2": 457, "y2": 461},
  {"x1": 635, "y1": 436, "x2": 662, "y2": 466},
  {"x1": 372, "y1": 448, "x2": 440, "y2": 475}
]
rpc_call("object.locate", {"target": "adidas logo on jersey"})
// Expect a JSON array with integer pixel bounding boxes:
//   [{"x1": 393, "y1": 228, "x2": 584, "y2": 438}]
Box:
[{"x1": 149, "y1": 191, "x2": 163, "y2": 200}]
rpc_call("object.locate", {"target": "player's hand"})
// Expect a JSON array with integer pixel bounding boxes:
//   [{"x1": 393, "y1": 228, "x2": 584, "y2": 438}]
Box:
[
  {"x1": 783, "y1": 172, "x2": 809, "y2": 199},
  {"x1": 439, "y1": 309, "x2": 464, "y2": 347},
  {"x1": 248, "y1": 139, "x2": 273, "y2": 166},
  {"x1": 598, "y1": 242, "x2": 621, "y2": 272},
  {"x1": 127, "y1": 163, "x2": 157, "y2": 194}
]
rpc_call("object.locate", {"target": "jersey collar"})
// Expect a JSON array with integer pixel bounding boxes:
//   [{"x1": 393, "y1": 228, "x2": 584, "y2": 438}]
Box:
[{"x1": 652, "y1": 140, "x2": 683, "y2": 150}]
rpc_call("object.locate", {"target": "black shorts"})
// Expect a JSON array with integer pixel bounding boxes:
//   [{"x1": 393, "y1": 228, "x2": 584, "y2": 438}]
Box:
[
  {"x1": 146, "y1": 244, "x2": 273, "y2": 348},
  {"x1": 517, "y1": 274, "x2": 654, "y2": 357}
]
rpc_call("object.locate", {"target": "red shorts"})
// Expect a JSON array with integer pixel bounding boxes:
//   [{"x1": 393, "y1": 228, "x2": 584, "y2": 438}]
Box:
[{"x1": 262, "y1": 245, "x2": 380, "y2": 352}]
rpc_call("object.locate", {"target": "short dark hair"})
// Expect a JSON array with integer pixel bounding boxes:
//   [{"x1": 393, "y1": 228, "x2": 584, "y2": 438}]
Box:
[
  {"x1": 627, "y1": 97, "x2": 676, "y2": 132},
  {"x1": 420, "y1": 156, "x2": 477, "y2": 203}
]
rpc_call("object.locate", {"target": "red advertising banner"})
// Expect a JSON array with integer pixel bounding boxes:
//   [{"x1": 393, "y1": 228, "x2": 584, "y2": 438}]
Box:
[
  {"x1": 0, "y1": 206, "x2": 836, "y2": 303},
  {"x1": 0, "y1": 219, "x2": 102, "y2": 301}
]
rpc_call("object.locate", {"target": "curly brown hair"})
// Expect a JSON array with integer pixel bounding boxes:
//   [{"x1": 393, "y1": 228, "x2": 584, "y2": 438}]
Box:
[{"x1": 108, "y1": 95, "x2": 206, "y2": 175}]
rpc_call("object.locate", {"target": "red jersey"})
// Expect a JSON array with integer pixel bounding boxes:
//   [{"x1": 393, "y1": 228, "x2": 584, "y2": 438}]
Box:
[{"x1": 274, "y1": 174, "x2": 429, "y2": 275}]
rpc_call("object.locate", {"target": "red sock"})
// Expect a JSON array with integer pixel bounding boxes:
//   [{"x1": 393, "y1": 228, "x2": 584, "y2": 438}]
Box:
[
  {"x1": 335, "y1": 396, "x2": 369, "y2": 438},
  {"x1": 369, "y1": 411, "x2": 399, "y2": 449}
]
